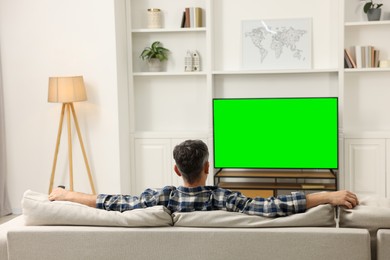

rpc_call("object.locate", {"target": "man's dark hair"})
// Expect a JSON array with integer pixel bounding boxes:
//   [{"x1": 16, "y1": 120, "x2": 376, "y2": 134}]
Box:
[{"x1": 173, "y1": 140, "x2": 209, "y2": 184}]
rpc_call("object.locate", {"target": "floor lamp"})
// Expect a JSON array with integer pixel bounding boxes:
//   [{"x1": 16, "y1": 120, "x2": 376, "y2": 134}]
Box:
[{"x1": 48, "y1": 76, "x2": 96, "y2": 195}]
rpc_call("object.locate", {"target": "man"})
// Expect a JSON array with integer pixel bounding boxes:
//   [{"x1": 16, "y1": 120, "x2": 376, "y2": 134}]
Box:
[{"x1": 49, "y1": 140, "x2": 358, "y2": 217}]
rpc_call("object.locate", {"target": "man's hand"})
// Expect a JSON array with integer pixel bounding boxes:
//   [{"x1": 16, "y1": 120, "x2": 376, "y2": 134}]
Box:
[
  {"x1": 48, "y1": 187, "x2": 69, "y2": 201},
  {"x1": 326, "y1": 190, "x2": 359, "y2": 209},
  {"x1": 48, "y1": 187, "x2": 97, "y2": 208},
  {"x1": 306, "y1": 190, "x2": 359, "y2": 209}
]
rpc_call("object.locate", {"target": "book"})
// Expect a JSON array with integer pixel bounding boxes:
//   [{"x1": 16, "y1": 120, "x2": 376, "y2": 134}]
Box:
[
  {"x1": 361, "y1": 46, "x2": 366, "y2": 68},
  {"x1": 344, "y1": 50, "x2": 353, "y2": 68},
  {"x1": 351, "y1": 45, "x2": 381, "y2": 68},
  {"x1": 355, "y1": 45, "x2": 362, "y2": 68},
  {"x1": 366, "y1": 46, "x2": 374, "y2": 68},
  {"x1": 183, "y1": 7, "x2": 203, "y2": 28},
  {"x1": 346, "y1": 47, "x2": 357, "y2": 68},
  {"x1": 344, "y1": 49, "x2": 356, "y2": 68},
  {"x1": 344, "y1": 57, "x2": 349, "y2": 68},
  {"x1": 185, "y1": 8, "x2": 190, "y2": 28},
  {"x1": 365, "y1": 46, "x2": 370, "y2": 68},
  {"x1": 190, "y1": 7, "x2": 195, "y2": 27},
  {"x1": 374, "y1": 50, "x2": 380, "y2": 67},
  {"x1": 301, "y1": 184, "x2": 326, "y2": 189},
  {"x1": 180, "y1": 11, "x2": 186, "y2": 28},
  {"x1": 194, "y1": 7, "x2": 202, "y2": 27}
]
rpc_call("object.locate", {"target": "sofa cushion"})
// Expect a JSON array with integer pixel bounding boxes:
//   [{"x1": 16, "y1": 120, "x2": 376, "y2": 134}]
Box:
[
  {"x1": 339, "y1": 195, "x2": 390, "y2": 230},
  {"x1": 339, "y1": 195, "x2": 390, "y2": 260},
  {"x1": 377, "y1": 229, "x2": 390, "y2": 260},
  {"x1": 173, "y1": 204, "x2": 336, "y2": 227},
  {"x1": 22, "y1": 190, "x2": 173, "y2": 227}
]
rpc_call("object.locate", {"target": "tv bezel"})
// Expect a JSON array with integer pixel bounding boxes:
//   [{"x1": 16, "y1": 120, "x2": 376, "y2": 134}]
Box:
[{"x1": 212, "y1": 97, "x2": 339, "y2": 170}]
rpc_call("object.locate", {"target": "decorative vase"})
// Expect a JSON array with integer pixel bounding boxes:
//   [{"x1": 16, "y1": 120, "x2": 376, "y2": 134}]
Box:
[
  {"x1": 148, "y1": 58, "x2": 163, "y2": 72},
  {"x1": 147, "y1": 8, "x2": 162, "y2": 28},
  {"x1": 367, "y1": 8, "x2": 381, "y2": 21}
]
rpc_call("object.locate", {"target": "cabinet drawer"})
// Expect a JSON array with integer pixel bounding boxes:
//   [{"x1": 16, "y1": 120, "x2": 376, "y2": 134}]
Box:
[{"x1": 233, "y1": 189, "x2": 274, "y2": 198}]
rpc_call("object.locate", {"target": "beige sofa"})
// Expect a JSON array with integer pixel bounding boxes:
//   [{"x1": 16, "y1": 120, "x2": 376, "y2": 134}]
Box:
[
  {"x1": 0, "y1": 190, "x2": 388, "y2": 260},
  {"x1": 0, "y1": 216, "x2": 371, "y2": 260}
]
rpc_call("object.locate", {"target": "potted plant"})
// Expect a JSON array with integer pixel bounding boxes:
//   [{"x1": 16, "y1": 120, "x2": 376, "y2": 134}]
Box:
[
  {"x1": 363, "y1": 0, "x2": 383, "y2": 21},
  {"x1": 140, "y1": 41, "x2": 170, "y2": 72}
]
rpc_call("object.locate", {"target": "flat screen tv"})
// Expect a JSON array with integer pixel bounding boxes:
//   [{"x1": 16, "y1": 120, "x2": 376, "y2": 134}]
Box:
[{"x1": 213, "y1": 97, "x2": 338, "y2": 169}]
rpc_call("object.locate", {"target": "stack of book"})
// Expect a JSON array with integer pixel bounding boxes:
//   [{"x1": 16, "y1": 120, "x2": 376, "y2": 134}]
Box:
[
  {"x1": 181, "y1": 7, "x2": 203, "y2": 28},
  {"x1": 344, "y1": 46, "x2": 380, "y2": 69}
]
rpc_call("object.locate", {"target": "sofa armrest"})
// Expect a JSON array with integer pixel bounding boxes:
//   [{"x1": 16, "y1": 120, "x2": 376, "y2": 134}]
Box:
[
  {"x1": 377, "y1": 229, "x2": 390, "y2": 260},
  {"x1": 0, "y1": 215, "x2": 25, "y2": 260}
]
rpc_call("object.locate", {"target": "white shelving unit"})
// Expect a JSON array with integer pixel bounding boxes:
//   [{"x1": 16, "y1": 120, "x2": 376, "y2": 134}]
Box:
[
  {"x1": 344, "y1": 20, "x2": 390, "y2": 27},
  {"x1": 132, "y1": 28, "x2": 207, "y2": 33},
  {"x1": 212, "y1": 69, "x2": 339, "y2": 75},
  {"x1": 125, "y1": 0, "x2": 390, "y2": 197},
  {"x1": 343, "y1": 0, "x2": 390, "y2": 197},
  {"x1": 127, "y1": 0, "x2": 212, "y2": 193}
]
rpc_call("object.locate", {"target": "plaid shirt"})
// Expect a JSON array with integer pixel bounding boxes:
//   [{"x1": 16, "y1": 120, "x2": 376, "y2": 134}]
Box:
[{"x1": 96, "y1": 186, "x2": 307, "y2": 217}]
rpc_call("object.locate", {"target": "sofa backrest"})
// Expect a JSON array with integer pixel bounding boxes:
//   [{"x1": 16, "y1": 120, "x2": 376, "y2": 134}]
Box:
[{"x1": 6, "y1": 227, "x2": 370, "y2": 260}]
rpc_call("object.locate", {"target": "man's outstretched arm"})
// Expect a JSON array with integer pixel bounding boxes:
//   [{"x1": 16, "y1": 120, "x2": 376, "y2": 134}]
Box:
[
  {"x1": 49, "y1": 188, "x2": 97, "y2": 208},
  {"x1": 306, "y1": 190, "x2": 358, "y2": 209}
]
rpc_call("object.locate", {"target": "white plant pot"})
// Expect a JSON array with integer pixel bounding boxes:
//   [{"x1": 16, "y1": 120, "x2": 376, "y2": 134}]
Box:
[{"x1": 148, "y1": 58, "x2": 163, "y2": 72}]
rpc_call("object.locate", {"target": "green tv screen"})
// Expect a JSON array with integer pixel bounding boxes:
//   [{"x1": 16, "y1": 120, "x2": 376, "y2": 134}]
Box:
[{"x1": 213, "y1": 97, "x2": 338, "y2": 169}]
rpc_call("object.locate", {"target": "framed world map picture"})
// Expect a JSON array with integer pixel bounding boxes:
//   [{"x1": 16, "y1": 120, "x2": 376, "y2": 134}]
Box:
[{"x1": 241, "y1": 18, "x2": 312, "y2": 70}]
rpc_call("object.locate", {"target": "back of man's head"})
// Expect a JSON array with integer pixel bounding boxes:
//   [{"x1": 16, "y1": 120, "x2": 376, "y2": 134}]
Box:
[{"x1": 173, "y1": 140, "x2": 209, "y2": 184}]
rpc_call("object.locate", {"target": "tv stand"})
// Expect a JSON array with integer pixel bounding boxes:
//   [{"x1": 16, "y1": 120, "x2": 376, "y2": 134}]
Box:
[{"x1": 214, "y1": 169, "x2": 337, "y2": 197}]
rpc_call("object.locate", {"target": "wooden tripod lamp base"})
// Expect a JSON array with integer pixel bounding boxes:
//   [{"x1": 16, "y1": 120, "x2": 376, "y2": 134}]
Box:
[{"x1": 47, "y1": 76, "x2": 96, "y2": 195}]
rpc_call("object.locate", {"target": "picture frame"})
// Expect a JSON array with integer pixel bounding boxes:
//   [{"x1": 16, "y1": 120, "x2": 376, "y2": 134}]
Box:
[{"x1": 241, "y1": 18, "x2": 312, "y2": 70}]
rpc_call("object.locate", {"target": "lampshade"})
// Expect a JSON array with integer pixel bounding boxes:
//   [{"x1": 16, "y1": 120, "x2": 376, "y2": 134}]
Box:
[{"x1": 48, "y1": 76, "x2": 87, "y2": 103}]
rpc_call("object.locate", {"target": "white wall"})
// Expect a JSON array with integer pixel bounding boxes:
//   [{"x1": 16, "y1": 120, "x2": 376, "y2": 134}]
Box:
[{"x1": 0, "y1": 0, "x2": 129, "y2": 213}]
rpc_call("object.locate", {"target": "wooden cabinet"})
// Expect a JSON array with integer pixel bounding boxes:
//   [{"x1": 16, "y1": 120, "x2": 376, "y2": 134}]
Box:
[
  {"x1": 215, "y1": 170, "x2": 337, "y2": 196},
  {"x1": 134, "y1": 139, "x2": 172, "y2": 194},
  {"x1": 344, "y1": 137, "x2": 387, "y2": 197},
  {"x1": 133, "y1": 137, "x2": 212, "y2": 194}
]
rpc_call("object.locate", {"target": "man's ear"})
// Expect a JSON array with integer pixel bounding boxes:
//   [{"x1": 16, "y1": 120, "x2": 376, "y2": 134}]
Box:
[
  {"x1": 204, "y1": 161, "x2": 210, "y2": 174},
  {"x1": 174, "y1": 165, "x2": 182, "y2": 177}
]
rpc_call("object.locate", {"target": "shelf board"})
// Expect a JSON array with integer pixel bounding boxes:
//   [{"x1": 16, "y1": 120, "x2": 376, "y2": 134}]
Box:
[
  {"x1": 219, "y1": 182, "x2": 336, "y2": 191},
  {"x1": 132, "y1": 131, "x2": 211, "y2": 139},
  {"x1": 212, "y1": 68, "x2": 339, "y2": 75},
  {"x1": 344, "y1": 68, "x2": 390, "y2": 73},
  {"x1": 134, "y1": 69, "x2": 338, "y2": 76},
  {"x1": 345, "y1": 20, "x2": 390, "y2": 27},
  {"x1": 215, "y1": 170, "x2": 336, "y2": 179},
  {"x1": 343, "y1": 131, "x2": 390, "y2": 139},
  {"x1": 132, "y1": 28, "x2": 206, "y2": 33},
  {"x1": 133, "y1": 72, "x2": 207, "y2": 77}
]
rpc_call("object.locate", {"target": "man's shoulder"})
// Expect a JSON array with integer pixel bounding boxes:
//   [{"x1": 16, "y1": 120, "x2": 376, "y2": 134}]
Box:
[
  {"x1": 176, "y1": 185, "x2": 219, "y2": 192},
  {"x1": 142, "y1": 186, "x2": 176, "y2": 194},
  {"x1": 156, "y1": 186, "x2": 177, "y2": 193}
]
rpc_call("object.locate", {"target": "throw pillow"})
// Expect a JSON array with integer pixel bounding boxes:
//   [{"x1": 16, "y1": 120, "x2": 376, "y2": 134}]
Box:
[
  {"x1": 173, "y1": 204, "x2": 336, "y2": 227},
  {"x1": 22, "y1": 190, "x2": 173, "y2": 227}
]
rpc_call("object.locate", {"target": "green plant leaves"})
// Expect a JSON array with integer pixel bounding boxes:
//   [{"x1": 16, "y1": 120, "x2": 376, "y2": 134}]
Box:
[
  {"x1": 140, "y1": 41, "x2": 170, "y2": 61},
  {"x1": 363, "y1": 1, "x2": 383, "y2": 13}
]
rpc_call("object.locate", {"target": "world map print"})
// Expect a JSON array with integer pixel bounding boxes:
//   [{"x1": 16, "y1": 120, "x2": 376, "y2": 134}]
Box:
[
  {"x1": 242, "y1": 19, "x2": 311, "y2": 70},
  {"x1": 245, "y1": 26, "x2": 306, "y2": 62}
]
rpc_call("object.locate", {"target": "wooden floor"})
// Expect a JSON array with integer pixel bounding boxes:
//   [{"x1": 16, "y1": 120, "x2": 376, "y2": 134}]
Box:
[{"x1": 0, "y1": 214, "x2": 18, "y2": 225}]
